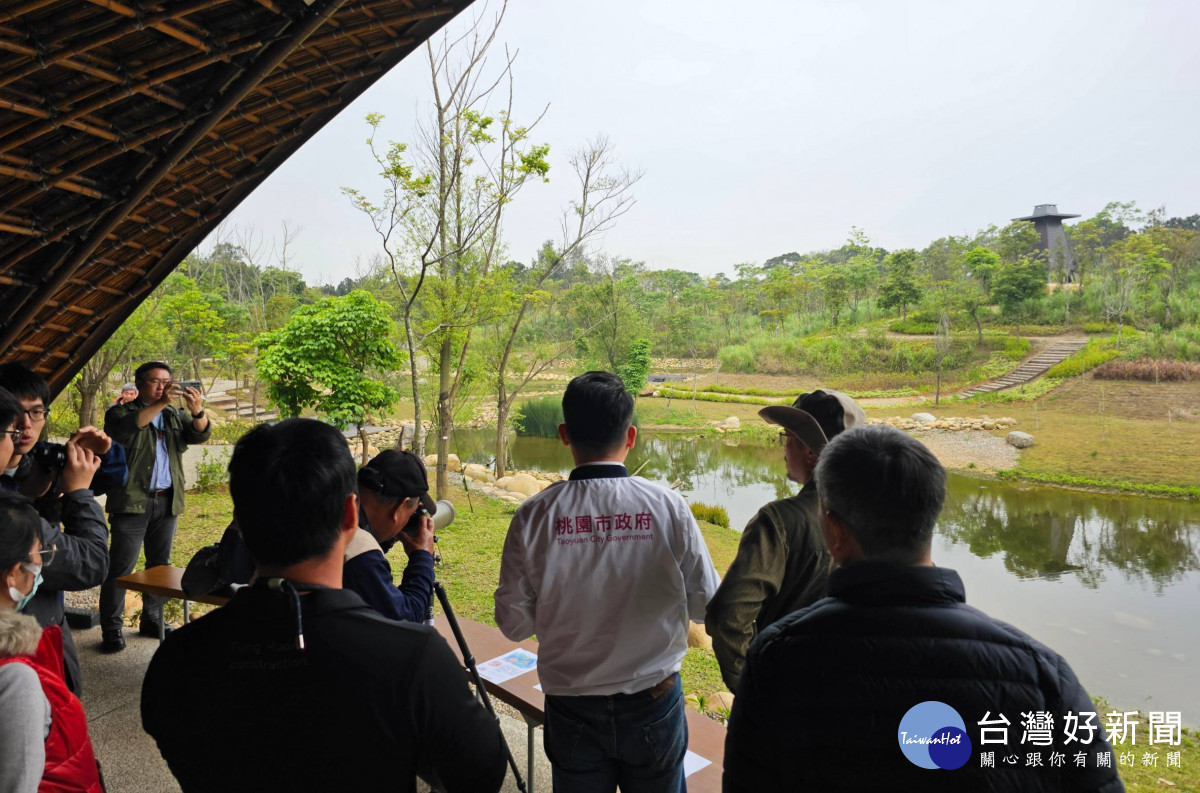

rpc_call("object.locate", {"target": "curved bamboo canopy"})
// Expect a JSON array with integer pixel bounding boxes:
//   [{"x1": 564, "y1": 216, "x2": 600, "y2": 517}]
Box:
[{"x1": 0, "y1": 0, "x2": 472, "y2": 394}]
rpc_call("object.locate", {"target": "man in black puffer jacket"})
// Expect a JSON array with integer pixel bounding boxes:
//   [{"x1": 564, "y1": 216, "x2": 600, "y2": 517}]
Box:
[{"x1": 724, "y1": 425, "x2": 1125, "y2": 793}]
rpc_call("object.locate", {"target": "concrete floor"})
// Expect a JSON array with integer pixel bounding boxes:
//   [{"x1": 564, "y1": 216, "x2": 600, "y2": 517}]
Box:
[{"x1": 76, "y1": 622, "x2": 551, "y2": 793}]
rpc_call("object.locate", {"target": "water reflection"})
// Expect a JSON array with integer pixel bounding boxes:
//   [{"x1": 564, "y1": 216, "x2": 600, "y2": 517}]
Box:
[
  {"x1": 453, "y1": 429, "x2": 1200, "y2": 587},
  {"x1": 940, "y1": 479, "x2": 1200, "y2": 591},
  {"x1": 451, "y1": 429, "x2": 1200, "y2": 721}
]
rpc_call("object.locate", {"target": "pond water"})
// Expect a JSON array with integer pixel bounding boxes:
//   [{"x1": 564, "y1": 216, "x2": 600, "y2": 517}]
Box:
[{"x1": 450, "y1": 429, "x2": 1200, "y2": 724}]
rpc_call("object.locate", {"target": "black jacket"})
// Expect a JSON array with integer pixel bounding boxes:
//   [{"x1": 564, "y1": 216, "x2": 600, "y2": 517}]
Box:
[
  {"x1": 724, "y1": 563, "x2": 1125, "y2": 793},
  {"x1": 142, "y1": 586, "x2": 507, "y2": 793}
]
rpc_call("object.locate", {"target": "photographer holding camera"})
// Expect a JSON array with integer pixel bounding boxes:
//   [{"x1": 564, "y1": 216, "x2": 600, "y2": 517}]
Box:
[
  {"x1": 0, "y1": 365, "x2": 115, "y2": 694},
  {"x1": 349, "y1": 450, "x2": 436, "y2": 623},
  {"x1": 142, "y1": 419, "x2": 506, "y2": 793},
  {"x1": 197, "y1": 450, "x2": 438, "y2": 623},
  {"x1": 99, "y1": 361, "x2": 210, "y2": 652}
]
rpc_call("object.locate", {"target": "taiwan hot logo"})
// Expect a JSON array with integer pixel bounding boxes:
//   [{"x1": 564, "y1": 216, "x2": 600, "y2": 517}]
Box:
[{"x1": 898, "y1": 701, "x2": 973, "y2": 770}]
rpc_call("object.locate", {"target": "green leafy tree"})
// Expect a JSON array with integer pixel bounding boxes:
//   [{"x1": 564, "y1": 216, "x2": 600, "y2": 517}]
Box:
[
  {"x1": 996, "y1": 221, "x2": 1041, "y2": 263},
  {"x1": 877, "y1": 249, "x2": 922, "y2": 322},
  {"x1": 256, "y1": 290, "x2": 402, "y2": 463},
  {"x1": 993, "y1": 257, "x2": 1048, "y2": 316},
  {"x1": 161, "y1": 273, "x2": 228, "y2": 383},
  {"x1": 963, "y1": 247, "x2": 999, "y2": 298},
  {"x1": 616, "y1": 338, "x2": 652, "y2": 397}
]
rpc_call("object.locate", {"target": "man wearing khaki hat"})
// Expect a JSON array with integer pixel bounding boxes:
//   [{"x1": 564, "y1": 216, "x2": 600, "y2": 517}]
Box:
[{"x1": 705, "y1": 389, "x2": 865, "y2": 690}]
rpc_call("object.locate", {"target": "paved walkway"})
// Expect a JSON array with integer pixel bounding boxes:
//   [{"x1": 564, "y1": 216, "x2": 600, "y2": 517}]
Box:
[{"x1": 76, "y1": 622, "x2": 550, "y2": 792}]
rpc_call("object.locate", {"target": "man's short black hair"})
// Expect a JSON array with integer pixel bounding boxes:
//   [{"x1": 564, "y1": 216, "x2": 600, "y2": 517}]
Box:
[
  {"x1": 134, "y1": 361, "x2": 172, "y2": 383},
  {"x1": 561, "y1": 371, "x2": 634, "y2": 455},
  {"x1": 227, "y1": 418, "x2": 356, "y2": 568},
  {"x1": 0, "y1": 388, "x2": 25, "y2": 433},
  {"x1": 0, "y1": 363, "x2": 49, "y2": 407},
  {"x1": 0, "y1": 490, "x2": 41, "y2": 571},
  {"x1": 815, "y1": 424, "x2": 946, "y2": 564}
]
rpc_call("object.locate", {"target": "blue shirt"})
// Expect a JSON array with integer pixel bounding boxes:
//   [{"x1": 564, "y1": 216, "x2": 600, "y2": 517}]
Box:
[{"x1": 149, "y1": 412, "x2": 172, "y2": 491}]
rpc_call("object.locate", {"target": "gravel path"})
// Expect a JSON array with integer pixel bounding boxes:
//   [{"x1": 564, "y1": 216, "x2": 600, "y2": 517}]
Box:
[{"x1": 910, "y1": 429, "x2": 1018, "y2": 474}]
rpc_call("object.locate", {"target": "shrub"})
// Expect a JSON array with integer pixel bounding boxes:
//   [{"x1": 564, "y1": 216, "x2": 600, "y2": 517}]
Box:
[
  {"x1": 193, "y1": 450, "x2": 227, "y2": 493},
  {"x1": 888, "y1": 320, "x2": 938, "y2": 335},
  {"x1": 655, "y1": 388, "x2": 789, "y2": 406},
  {"x1": 1093, "y1": 359, "x2": 1200, "y2": 382},
  {"x1": 690, "y1": 502, "x2": 730, "y2": 528},
  {"x1": 513, "y1": 397, "x2": 563, "y2": 437},
  {"x1": 208, "y1": 420, "x2": 253, "y2": 445},
  {"x1": 717, "y1": 344, "x2": 756, "y2": 373},
  {"x1": 1045, "y1": 339, "x2": 1120, "y2": 379},
  {"x1": 1003, "y1": 336, "x2": 1031, "y2": 361},
  {"x1": 1083, "y1": 322, "x2": 1114, "y2": 334}
]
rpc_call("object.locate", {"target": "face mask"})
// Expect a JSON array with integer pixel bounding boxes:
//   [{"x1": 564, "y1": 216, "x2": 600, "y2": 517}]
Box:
[{"x1": 9, "y1": 562, "x2": 42, "y2": 612}]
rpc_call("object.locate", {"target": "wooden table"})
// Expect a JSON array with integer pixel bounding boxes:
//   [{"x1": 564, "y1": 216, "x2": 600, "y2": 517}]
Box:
[
  {"x1": 432, "y1": 615, "x2": 726, "y2": 793},
  {"x1": 114, "y1": 565, "x2": 228, "y2": 639}
]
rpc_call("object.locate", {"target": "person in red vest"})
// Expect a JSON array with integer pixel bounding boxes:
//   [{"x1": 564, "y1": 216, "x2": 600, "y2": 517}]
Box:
[{"x1": 0, "y1": 487, "x2": 104, "y2": 793}]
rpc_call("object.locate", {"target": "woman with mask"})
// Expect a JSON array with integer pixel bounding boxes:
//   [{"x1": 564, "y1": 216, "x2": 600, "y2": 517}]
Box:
[{"x1": 0, "y1": 488, "x2": 104, "y2": 793}]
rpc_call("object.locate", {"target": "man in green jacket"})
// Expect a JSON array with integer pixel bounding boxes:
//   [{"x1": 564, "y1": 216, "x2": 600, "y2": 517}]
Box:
[
  {"x1": 705, "y1": 389, "x2": 864, "y2": 690},
  {"x1": 99, "y1": 362, "x2": 210, "y2": 652}
]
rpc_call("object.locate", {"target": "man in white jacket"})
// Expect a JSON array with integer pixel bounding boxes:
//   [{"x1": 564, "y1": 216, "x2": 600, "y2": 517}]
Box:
[{"x1": 495, "y1": 371, "x2": 720, "y2": 793}]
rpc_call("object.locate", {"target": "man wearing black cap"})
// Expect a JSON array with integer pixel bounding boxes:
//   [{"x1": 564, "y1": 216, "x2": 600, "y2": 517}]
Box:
[
  {"x1": 349, "y1": 450, "x2": 436, "y2": 623},
  {"x1": 705, "y1": 389, "x2": 865, "y2": 690}
]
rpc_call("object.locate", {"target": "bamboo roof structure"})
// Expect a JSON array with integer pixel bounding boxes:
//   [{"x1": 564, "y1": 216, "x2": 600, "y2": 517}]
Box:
[{"x1": 0, "y1": 0, "x2": 473, "y2": 395}]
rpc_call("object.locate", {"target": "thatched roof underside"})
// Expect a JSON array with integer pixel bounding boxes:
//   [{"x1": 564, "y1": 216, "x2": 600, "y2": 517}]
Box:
[{"x1": 0, "y1": 0, "x2": 473, "y2": 395}]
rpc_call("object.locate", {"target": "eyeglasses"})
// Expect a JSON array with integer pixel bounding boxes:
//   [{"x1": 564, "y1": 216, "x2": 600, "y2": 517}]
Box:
[
  {"x1": 144, "y1": 378, "x2": 172, "y2": 386},
  {"x1": 4, "y1": 428, "x2": 21, "y2": 443},
  {"x1": 23, "y1": 407, "x2": 49, "y2": 423},
  {"x1": 28, "y1": 545, "x2": 57, "y2": 569}
]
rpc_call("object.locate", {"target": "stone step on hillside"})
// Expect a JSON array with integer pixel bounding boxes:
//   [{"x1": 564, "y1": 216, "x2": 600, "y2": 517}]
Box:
[{"x1": 958, "y1": 339, "x2": 1087, "y2": 398}]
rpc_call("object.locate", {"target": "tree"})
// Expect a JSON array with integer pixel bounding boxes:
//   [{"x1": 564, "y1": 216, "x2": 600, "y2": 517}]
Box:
[
  {"x1": 933, "y1": 311, "x2": 952, "y2": 405},
  {"x1": 616, "y1": 338, "x2": 652, "y2": 397},
  {"x1": 996, "y1": 221, "x2": 1041, "y2": 263},
  {"x1": 1146, "y1": 226, "x2": 1198, "y2": 327},
  {"x1": 342, "y1": 115, "x2": 434, "y2": 456},
  {"x1": 415, "y1": 3, "x2": 550, "y2": 496},
  {"x1": 256, "y1": 290, "x2": 402, "y2": 464},
  {"x1": 877, "y1": 249, "x2": 922, "y2": 322},
  {"x1": 569, "y1": 255, "x2": 651, "y2": 374},
  {"x1": 993, "y1": 257, "x2": 1047, "y2": 316},
  {"x1": 485, "y1": 137, "x2": 639, "y2": 477},
  {"x1": 963, "y1": 247, "x2": 999, "y2": 299},
  {"x1": 160, "y1": 273, "x2": 227, "y2": 384}
]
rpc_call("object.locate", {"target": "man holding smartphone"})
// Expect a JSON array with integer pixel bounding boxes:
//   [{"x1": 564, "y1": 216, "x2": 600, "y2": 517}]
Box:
[{"x1": 99, "y1": 361, "x2": 210, "y2": 651}]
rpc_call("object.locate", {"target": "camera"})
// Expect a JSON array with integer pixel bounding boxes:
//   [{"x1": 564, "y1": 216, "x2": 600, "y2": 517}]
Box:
[
  {"x1": 30, "y1": 442, "x2": 67, "y2": 472},
  {"x1": 404, "y1": 499, "x2": 456, "y2": 535}
]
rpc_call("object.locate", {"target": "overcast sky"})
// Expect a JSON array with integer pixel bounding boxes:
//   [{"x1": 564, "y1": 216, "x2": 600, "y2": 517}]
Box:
[{"x1": 210, "y1": 0, "x2": 1200, "y2": 284}]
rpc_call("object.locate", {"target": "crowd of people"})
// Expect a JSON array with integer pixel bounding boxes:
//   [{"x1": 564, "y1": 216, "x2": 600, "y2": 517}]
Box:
[{"x1": 0, "y1": 366, "x2": 1126, "y2": 792}]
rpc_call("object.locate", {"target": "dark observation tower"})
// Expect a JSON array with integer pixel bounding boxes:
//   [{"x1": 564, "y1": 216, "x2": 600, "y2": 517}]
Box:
[{"x1": 1013, "y1": 204, "x2": 1082, "y2": 282}]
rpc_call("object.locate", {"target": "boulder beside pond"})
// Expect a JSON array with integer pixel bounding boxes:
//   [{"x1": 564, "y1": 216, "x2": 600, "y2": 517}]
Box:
[{"x1": 1006, "y1": 431, "x2": 1035, "y2": 449}]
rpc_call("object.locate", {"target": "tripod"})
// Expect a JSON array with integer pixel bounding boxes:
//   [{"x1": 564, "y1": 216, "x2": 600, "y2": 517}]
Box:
[{"x1": 431, "y1": 579, "x2": 528, "y2": 792}]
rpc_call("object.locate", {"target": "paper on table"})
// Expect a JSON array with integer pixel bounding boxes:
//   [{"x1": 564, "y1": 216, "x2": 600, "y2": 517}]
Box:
[
  {"x1": 477, "y1": 648, "x2": 538, "y2": 685},
  {"x1": 533, "y1": 683, "x2": 542, "y2": 691},
  {"x1": 684, "y1": 750, "x2": 711, "y2": 777}
]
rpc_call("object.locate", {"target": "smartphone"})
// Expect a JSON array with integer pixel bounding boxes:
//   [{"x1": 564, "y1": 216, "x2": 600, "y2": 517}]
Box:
[{"x1": 176, "y1": 380, "x2": 202, "y2": 392}]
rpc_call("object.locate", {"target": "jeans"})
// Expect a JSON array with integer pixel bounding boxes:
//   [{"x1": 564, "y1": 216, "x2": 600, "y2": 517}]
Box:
[
  {"x1": 99, "y1": 495, "x2": 178, "y2": 632},
  {"x1": 544, "y1": 674, "x2": 687, "y2": 793}
]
